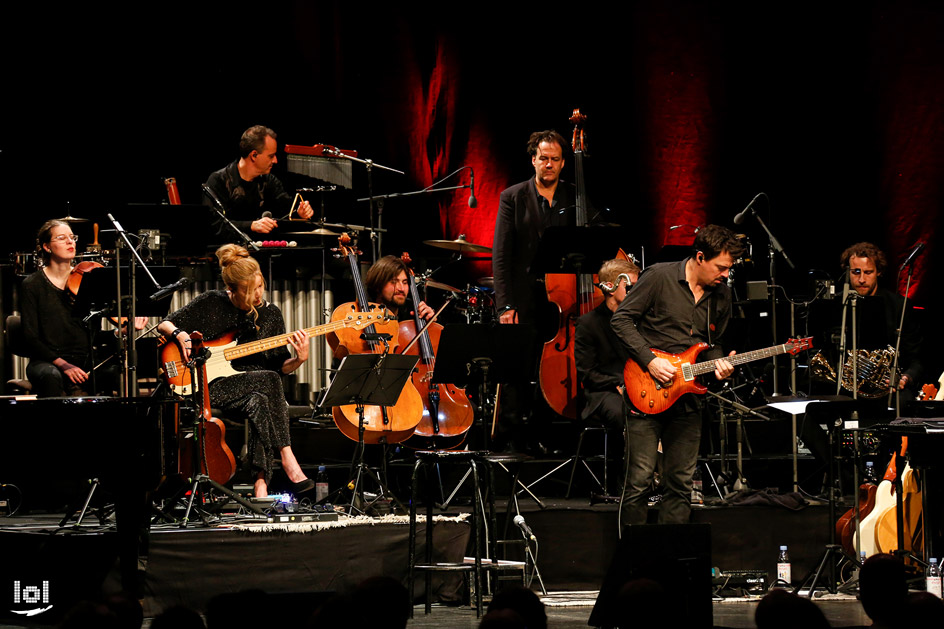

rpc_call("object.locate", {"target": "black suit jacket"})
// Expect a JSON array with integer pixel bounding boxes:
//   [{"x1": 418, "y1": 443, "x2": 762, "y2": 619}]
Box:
[{"x1": 492, "y1": 178, "x2": 575, "y2": 324}]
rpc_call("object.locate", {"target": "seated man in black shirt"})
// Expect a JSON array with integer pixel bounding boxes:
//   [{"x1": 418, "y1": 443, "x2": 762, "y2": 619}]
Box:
[
  {"x1": 327, "y1": 255, "x2": 434, "y2": 360},
  {"x1": 204, "y1": 125, "x2": 314, "y2": 242},
  {"x1": 574, "y1": 257, "x2": 640, "y2": 432},
  {"x1": 839, "y1": 241, "x2": 923, "y2": 397}
]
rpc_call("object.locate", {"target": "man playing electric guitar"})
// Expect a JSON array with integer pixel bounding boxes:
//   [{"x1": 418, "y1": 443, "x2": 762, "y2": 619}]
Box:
[{"x1": 611, "y1": 225, "x2": 744, "y2": 525}]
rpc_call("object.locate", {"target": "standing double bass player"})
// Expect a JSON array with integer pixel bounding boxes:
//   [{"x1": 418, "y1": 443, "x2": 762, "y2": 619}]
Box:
[{"x1": 492, "y1": 129, "x2": 576, "y2": 453}]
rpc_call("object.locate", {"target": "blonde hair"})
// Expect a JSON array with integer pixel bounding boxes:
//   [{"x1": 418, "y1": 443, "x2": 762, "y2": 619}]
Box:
[
  {"x1": 598, "y1": 258, "x2": 640, "y2": 287},
  {"x1": 216, "y1": 244, "x2": 264, "y2": 327}
]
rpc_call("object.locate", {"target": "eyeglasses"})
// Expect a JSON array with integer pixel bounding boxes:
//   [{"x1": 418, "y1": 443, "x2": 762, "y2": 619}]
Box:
[{"x1": 51, "y1": 234, "x2": 79, "y2": 243}]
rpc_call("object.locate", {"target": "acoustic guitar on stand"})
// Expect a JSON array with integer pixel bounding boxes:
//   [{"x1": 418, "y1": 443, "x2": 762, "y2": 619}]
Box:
[{"x1": 623, "y1": 337, "x2": 813, "y2": 414}]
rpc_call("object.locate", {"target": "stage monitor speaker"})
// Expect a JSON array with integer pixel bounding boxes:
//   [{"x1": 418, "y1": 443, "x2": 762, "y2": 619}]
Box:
[{"x1": 588, "y1": 523, "x2": 712, "y2": 628}]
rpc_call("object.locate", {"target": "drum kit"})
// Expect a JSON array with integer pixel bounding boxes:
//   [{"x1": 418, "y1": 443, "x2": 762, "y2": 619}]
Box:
[{"x1": 416, "y1": 235, "x2": 497, "y2": 325}]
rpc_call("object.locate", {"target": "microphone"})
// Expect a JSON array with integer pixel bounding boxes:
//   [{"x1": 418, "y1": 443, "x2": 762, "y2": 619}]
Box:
[
  {"x1": 733, "y1": 193, "x2": 763, "y2": 226},
  {"x1": 899, "y1": 241, "x2": 925, "y2": 270},
  {"x1": 201, "y1": 183, "x2": 226, "y2": 212},
  {"x1": 513, "y1": 514, "x2": 536, "y2": 541},
  {"x1": 468, "y1": 168, "x2": 477, "y2": 208},
  {"x1": 262, "y1": 211, "x2": 273, "y2": 219},
  {"x1": 150, "y1": 277, "x2": 190, "y2": 302}
]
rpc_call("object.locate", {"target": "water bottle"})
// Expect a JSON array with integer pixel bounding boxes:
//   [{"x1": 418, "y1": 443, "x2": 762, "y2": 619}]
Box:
[
  {"x1": 927, "y1": 558, "x2": 942, "y2": 598},
  {"x1": 691, "y1": 465, "x2": 704, "y2": 505},
  {"x1": 777, "y1": 545, "x2": 791, "y2": 586},
  {"x1": 315, "y1": 465, "x2": 329, "y2": 503}
]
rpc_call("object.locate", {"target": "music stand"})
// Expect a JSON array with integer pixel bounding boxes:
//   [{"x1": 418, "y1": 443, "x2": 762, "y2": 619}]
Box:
[
  {"x1": 434, "y1": 324, "x2": 545, "y2": 507},
  {"x1": 433, "y1": 323, "x2": 539, "y2": 444},
  {"x1": 795, "y1": 399, "x2": 893, "y2": 597},
  {"x1": 531, "y1": 226, "x2": 626, "y2": 275},
  {"x1": 317, "y1": 352, "x2": 418, "y2": 515}
]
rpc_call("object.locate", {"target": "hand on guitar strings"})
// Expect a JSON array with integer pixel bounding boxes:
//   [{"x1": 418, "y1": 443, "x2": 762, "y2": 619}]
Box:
[
  {"x1": 714, "y1": 351, "x2": 736, "y2": 381},
  {"x1": 282, "y1": 329, "x2": 310, "y2": 374},
  {"x1": 647, "y1": 357, "x2": 677, "y2": 384}
]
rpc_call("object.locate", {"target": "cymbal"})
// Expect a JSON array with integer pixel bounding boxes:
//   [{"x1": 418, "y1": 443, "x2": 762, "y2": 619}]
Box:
[
  {"x1": 54, "y1": 214, "x2": 89, "y2": 223},
  {"x1": 286, "y1": 227, "x2": 340, "y2": 236},
  {"x1": 423, "y1": 235, "x2": 491, "y2": 254},
  {"x1": 425, "y1": 279, "x2": 464, "y2": 293}
]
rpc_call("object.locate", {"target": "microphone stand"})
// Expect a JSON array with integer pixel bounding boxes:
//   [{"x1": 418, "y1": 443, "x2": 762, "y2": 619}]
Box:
[
  {"x1": 739, "y1": 198, "x2": 795, "y2": 396},
  {"x1": 201, "y1": 184, "x2": 261, "y2": 252},
  {"x1": 887, "y1": 265, "x2": 916, "y2": 414},
  {"x1": 324, "y1": 150, "x2": 403, "y2": 263},
  {"x1": 106, "y1": 214, "x2": 171, "y2": 397}
]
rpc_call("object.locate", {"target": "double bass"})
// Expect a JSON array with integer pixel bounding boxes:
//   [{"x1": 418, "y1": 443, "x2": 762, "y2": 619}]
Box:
[
  {"x1": 328, "y1": 236, "x2": 424, "y2": 444},
  {"x1": 540, "y1": 109, "x2": 630, "y2": 419},
  {"x1": 398, "y1": 253, "x2": 474, "y2": 450}
]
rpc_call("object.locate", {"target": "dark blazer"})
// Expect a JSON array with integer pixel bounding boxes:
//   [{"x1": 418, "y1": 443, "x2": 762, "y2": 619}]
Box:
[{"x1": 492, "y1": 178, "x2": 575, "y2": 324}]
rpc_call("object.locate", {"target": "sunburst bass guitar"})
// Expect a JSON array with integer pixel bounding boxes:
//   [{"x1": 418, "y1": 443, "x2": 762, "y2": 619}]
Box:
[
  {"x1": 623, "y1": 337, "x2": 813, "y2": 414},
  {"x1": 160, "y1": 306, "x2": 392, "y2": 395}
]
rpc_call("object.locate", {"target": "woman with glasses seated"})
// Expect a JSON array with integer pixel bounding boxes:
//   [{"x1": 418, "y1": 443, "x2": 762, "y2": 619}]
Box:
[{"x1": 20, "y1": 219, "x2": 93, "y2": 396}]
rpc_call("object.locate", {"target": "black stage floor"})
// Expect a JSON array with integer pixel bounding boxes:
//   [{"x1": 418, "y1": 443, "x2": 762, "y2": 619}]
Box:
[{"x1": 0, "y1": 497, "x2": 877, "y2": 628}]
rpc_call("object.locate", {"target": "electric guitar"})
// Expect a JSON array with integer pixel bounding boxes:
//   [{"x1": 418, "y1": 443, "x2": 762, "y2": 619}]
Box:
[
  {"x1": 160, "y1": 306, "x2": 392, "y2": 395},
  {"x1": 622, "y1": 337, "x2": 813, "y2": 414}
]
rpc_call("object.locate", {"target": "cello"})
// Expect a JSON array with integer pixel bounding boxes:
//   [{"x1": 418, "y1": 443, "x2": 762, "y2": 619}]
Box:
[
  {"x1": 397, "y1": 252, "x2": 474, "y2": 450},
  {"x1": 540, "y1": 109, "x2": 630, "y2": 419},
  {"x1": 328, "y1": 235, "x2": 424, "y2": 444}
]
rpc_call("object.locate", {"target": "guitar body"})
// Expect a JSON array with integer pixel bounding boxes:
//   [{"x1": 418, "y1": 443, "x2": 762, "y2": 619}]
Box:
[
  {"x1": 179, "y1": 416, "x2": 237, "y2": 485},
  {"x1": 623, "y1": 343, "x2": 709, "y2": 414},
  {"x1": 161, "y1": 331, "x2": 240, "y2": 395},
  {"x1": 876, "y1": 464, "x2": 923, "y2": 559},
  {"x1": 838, "y1": 482, "x2": 878, "y2": 555}
]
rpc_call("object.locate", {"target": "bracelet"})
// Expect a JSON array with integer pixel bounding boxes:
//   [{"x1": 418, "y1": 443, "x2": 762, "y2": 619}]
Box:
[{"x1": 170, "y1": 328, "x2": 183, "y2": 340}]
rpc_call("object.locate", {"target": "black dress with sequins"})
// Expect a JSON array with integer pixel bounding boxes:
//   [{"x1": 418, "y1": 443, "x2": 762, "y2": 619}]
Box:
[{"x1": 166, "y1": 290, "x2": 294, "y2": 483}]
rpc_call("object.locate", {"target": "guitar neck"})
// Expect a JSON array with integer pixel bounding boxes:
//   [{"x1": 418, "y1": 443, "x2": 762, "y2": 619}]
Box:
[
  {"x1": 689, "y1": 343, "x2": 799, "y2": 377},
  {"x1": 222, "y1": 318, "x2": 353, "y2": 362}
]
